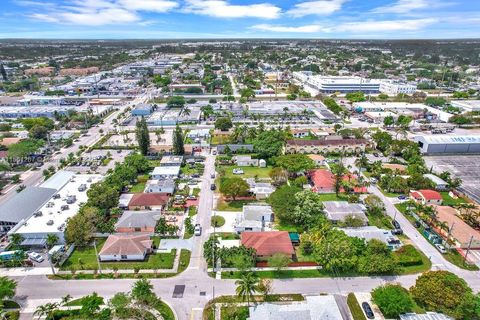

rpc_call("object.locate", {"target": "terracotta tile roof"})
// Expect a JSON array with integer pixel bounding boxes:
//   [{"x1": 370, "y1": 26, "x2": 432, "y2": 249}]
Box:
[
  {"x1": 241, "y1": 231, "x2": 294, "y2": 256},
  {"x1": 99, "y1": 233, "x2": 152, "y2": 256},
  {"x1": 0, "y1": 137, "x2": 21, "y2": 146},
  {"x1": 308, "y1": 154, "x2": 325, "y2": 161},
  {"x1": 411, "y1": 189, "x2": 442, "y2": 201},
  {"x1": 434, "y1": 205, "x2": 480, "y2": 245},
  {"x1": 287, "y1": 138, "x2": 368, "y2": 147},
  {"x1": 128, "y1": 193, "x2": 169, "y2": 207},
  {"x1": 309, "y1": 169, "x2": 367, "y2": 193}
]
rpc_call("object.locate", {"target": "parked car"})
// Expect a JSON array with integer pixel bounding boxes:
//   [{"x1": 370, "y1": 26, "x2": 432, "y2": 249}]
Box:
[
  {"x1": 194, "y1": 224, "x2": 202, "y2": 236},
  {"x1": 210, "y1": 173, "x2": 215, "y2": 179},
  {"x1": 210, "y1": 184, "x2": 216, "y2": 191},
  {"x1": 435, "y1": 243, "x2": 447, "y2": 254},
  {"x1": 397, "y1": 195, "x2": 407, "y2": 200},
  {"x1": 414, "y1": 221, "x2": 421, "y2": 228},
  {"x1": 370, "y1": 178, "x2": 377, "y2": 184},
  {"x1": 362, "y1": 302, "x2": 375, "y2": 319},
  {"x1": 28, "y1": 252, "x2": 44, "y2": 263},
  {"x1": 232, "y1": 168, "x2": 244, "y2": 175},
  {"x1": 392, "y1": 220, "x2": 403, "y2": 235}
]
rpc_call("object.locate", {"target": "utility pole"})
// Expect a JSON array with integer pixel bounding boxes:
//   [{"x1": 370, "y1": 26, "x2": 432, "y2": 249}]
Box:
[
  {"x1": 93, "y1": 239, "x2": 102, "y2": 274},
  {"x1": 463, "y1": 236, "x2": 474, "y2": 265}
]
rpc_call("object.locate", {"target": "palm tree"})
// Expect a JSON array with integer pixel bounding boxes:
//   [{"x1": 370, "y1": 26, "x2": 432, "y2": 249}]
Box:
[
  {"x1": 9, "y1": 234, "x2": 23, "y2": 249},
  {"x1": 34, "y1": 302, "x2": 58, "y2": 320},
  {"x1": 235, "y1": 272, "x2": 259, "y2": 307},
  {"x1": 46, "y1": 234, "x2": 59, "y2": 249},
  {"x1": 61, "y1": 294, "x2": 72, "y2": 308},
  {"x1": 182, "y1": 107, "x2": 191, "y2": 117},
  {"x1": 0, "y1": 276, "x2": 16, "y2": 301}
]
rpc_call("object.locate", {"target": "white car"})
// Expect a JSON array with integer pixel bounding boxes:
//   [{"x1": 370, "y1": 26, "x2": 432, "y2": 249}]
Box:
[
  {"x1": 232, "y1": 168, "x2": 244, "y2": 175},
  {"x1": 435, "y1": 244, "x2": 447, "y2": 254},
  {"x1": 28, "y1": 252, "x2": 44, "y2": 263},
  {"x1": 194, "y1": 224, "x2": 202, "y2": 236}
]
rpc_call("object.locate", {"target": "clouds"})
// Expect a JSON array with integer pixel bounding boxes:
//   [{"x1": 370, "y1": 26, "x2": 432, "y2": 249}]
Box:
[
  {"x1": 24, "y1": 0, "x2": 178, "y2": 25},
  {"x1": 252, "y1": 24, "x2": 326, "y2": 33},
  {"x1": 183, "y1": 0, "x2": 281, "y2": 19},
  {"x1": 287, "y1": 0, "x2": 347, "y2": 18}
]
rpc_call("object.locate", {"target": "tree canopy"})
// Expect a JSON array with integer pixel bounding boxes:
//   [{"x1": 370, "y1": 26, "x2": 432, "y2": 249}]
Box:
[
  {"x1": 274, "y1": 154, "x2": 316, "y2": 174},
  {"x1": 372, "y1": 284, "x2": 414, "y2": 318}
]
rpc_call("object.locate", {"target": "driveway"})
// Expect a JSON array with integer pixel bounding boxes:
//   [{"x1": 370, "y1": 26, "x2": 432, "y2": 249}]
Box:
[
  {"x1": 210, "y1": 211, "x2": 238, "y2": 233},
  {"x1": 159, "y1": 238, "x2": 194, "y2": 251}
]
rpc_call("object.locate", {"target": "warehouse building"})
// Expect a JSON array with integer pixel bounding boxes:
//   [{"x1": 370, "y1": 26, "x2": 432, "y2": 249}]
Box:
[{"x1": 414, "y1": 134, "x2": 480, "y2": 154}]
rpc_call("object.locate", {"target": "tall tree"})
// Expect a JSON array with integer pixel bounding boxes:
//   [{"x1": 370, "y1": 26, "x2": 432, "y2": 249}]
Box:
[
  {"x1": 219, "y1": 177, "x2": 250, "y2": 200},
  {"x1": 172, "y1": 125, "x2": 185, "y2": 155},
  {"x1": 131, "y1": 279, "x2": 155, "y2": 306},
  {"x1": 235, "y1": 272, "x2": 259, "y2": 306},
  {"x1": 0, "y1": 64, "x2": 7, "y2": 81},
  {"x1": 135, "y1": 116, "x2": 150, "y2": 156},
  {"x1": 0, "y1": 277, "x2": 16, "y2": 301}
]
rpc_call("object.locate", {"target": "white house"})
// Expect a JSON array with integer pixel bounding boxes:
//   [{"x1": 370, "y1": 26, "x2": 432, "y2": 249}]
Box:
[
  {"x1": 234, "y1": 155, "x2": 259, "y2": 167},
  {"x1": 98, "y1": 234, "x2": 153, "y2": 261},
  {"x1": 144, "y1": 179, "x2": 176, "y2": 194},
  {"x1": 234, "y1": 204, "x2": 274, "y2": 234},
  {"x1": 424, "y1": 174, "x2": 449, "y2": 191},
  {"x1": 151, "y1": 166, "x2": 180, "y2": 180}
]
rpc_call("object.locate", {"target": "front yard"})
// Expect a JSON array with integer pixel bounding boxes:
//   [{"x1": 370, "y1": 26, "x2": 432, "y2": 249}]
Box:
[
  {"x1": 61, "y1": 240, "x2": 176, "y2": 270},
  {"x1": 216, "y1": 199, "x2": 258, "y2": 211}
]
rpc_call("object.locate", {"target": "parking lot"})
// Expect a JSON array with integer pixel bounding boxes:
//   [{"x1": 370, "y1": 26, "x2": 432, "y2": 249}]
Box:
[
  {"x1": 68, "y1": 149, "x2": 132, "y2": 174},
  {"x1": 424, "y1": 155, "x2": 480, "y2": 203}
]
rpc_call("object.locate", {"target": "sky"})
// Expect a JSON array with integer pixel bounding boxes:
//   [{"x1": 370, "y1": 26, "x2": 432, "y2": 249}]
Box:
[{"x1": 1, "y1": 0, "x2": 480, "y2": 39}]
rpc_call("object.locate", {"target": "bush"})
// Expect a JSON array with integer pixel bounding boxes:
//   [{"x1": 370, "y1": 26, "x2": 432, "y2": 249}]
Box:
[
  {"x1": 347, "y1": 293, "x2": 367, "y2": 320},
  {"x1": 211, "y1": 216, "x2": 225, "y2": 228},
  {"x1": 372, "y1": 284, "x2": 414, "y2": 318},
  {"x1": 394, "y1": 245, "x2": 423, "y2": 266}
]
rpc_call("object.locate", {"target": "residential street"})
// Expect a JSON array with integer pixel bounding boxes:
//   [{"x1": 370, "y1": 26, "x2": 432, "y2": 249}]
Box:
[{"x1": 11, "y1": 154, "x2": 480, "y2": 320}]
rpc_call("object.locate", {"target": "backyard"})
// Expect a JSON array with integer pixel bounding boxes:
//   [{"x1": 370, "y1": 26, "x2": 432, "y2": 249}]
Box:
[{"x1": 219, "y1": 165, "x2": 272, "y2": 179}]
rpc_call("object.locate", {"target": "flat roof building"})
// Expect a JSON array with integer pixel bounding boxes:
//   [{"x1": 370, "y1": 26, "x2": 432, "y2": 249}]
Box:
[
  {"x1": 450, "y1": 100, "x2": 480, "y2": 112},
  {"x1": 11, "y1": 172, "x2": 103, "y2": 245},
  {"x1": 414, "y1": 134, "x2": 480, "y2": 154}
]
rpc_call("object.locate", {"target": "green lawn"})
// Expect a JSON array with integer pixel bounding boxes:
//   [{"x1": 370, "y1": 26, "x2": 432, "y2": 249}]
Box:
[
  {"x1": 61, "y1": 241, "x2": 176, "y2": 270},
  {"x1": 347, "y1": 293, "x2": 367, "y2": 320},
  {"x1": 216, "y1": 199, "x2": 259, "y2": 211},
  {"x1": 316, "y1": 193, "x2": 347, "y2": 201},
  {"x1": 440, "y1": 192, "x2": 467, "y2": 206},
  {"x1": 275, "y1": 222, "x2": 302, "y2": 233},
  {"x1": 211, "y1": 134, "x2": 231, "y2": 145},
  {"x1": 220, "y1": 165, "x2": 272, "y2": 179},
  {"x1": 395, "y1": 245, "x2": 432, "y2": 275},
  {"x1": 214, "y1": 232, "x2": 240, "y2": 240},
  {"x1": 177, "y1": 249, "x2": 191, "y2": 273},
  {"x1": 367, "y1": 213, "x2": 393, "y2": 230},
  {"x1": 444, "y1": 249, "x2": 479, "y2": 271},
  {"x1": 221, "y1": 269, "x2": 330, "y2": 279},
  {"x1": 130, "y1": 182, "x2": 146, "y2": 193},
  {"x1": 188, "y1": 206, "x2": 198, "y2": 217}
]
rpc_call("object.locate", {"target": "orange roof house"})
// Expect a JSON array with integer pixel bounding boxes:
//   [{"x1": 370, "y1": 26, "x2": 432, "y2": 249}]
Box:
[
  {"x1": 99, "y1": 233, "x2": 153, "y2": 261},
  {"x1": 309, "y1": 169, "x2": 367, "y2": 194},
  {"x1": 434, "y1": 205, "x2": 480, "y2": 249},
  {"x1": 241, "y1": 231, "x2": 295, "y2": 258},
  {"x1": 128, "y1": 193, "x2": 169, "y2": 210},
  {"x1": 410, "y1": 189, "x2": 442, "y2": 205}
]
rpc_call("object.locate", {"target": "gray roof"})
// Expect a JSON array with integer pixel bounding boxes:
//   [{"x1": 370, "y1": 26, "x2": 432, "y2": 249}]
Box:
[
  {"x1": 243, "y1": 204, "x2": 273, "y2": 221},
  {"x1": 0, "y1": 186, "x2": 57, "y2": 224},
  {"x1": 40, "y1": 170, "x2": 75, "y2": 190},
  {"x1": 248, "y1": 295, "x2": 343, "y2": 320},
  {"x1": 115, "y1": 211, "x2": 161, "y2": 229},
  {"x1": 323, "y1": 201, "x2": 367, "y2": 222},
  {"x1": 400, "y1": 313, "x2": 454, "y2": 320}
]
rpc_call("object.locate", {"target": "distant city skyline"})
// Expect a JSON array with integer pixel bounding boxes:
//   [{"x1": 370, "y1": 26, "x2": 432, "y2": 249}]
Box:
[{"x1": 1, "y1": 0, "x2": 480, "y2": 39}]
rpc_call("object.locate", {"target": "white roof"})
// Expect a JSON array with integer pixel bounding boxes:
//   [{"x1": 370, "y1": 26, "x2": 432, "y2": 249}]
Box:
[
  {"x1": 424, "y1": 174, "x2": 448, "y2": 185},
  {"x1": 248, "y1": 295, "x2": 343, "y2": 320},
  {"x1": 415, "y1": 134, "x2": 480, "y2": 144},
  {"x1": 340, "y1": 226, "x2": 399, "y2": 245},
  {"x1": 40, "y1": 170, "x2": 75, "y2": 191},
  {"x1": 15, "y1": 174, "x2": 103, "y2": 236},
  {"x1": 152, "y1": 166, "x2": 180, "y2": 176}
]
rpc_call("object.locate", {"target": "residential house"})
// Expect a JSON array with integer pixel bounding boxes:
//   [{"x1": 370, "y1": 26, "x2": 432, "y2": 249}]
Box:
[
  {"x1": 234, "y1": 204, "x2": 274, "y2": 233},
  {"x1": 159, "y1": 155, "x2": 183, "y2": 167},
  {"x1": 341, "y1": 226, "x2": 402, "y2": 250},
  {"x1": 144, "y1": 179, "x2": 175, "y2": 194},
  {"x1": 285, "y1": 138, "x2": 368, "y2": 155},
  {"x1": 98, "y1": 234, "x2": 153, "y2": 261},
  {"x1": 309, "y1": 169, "x2": 367, "y2": 194},
  {"x1": 424, "y1": 174, "x2": 449, "y2": 191},
  {"x1": 248, "y1": 295, "x2": 343, "y2": 320},
  {"x1": 119, "y1": 193, "x2": 134, "y2": 210},
  {"x1": 291, "y1": 128, "x2": 310, "y2": 138},
  {"x1": 323, "y1": 201, "x2": 368, "y2": 225},
  {"x1": 434, "y1": 205, "x2": 480, "y2": 249},
  {"x1": 246, "y1": 179, "x2": 275, "y2": 200},
  {"x1": 308, "y1": 154, "x2": 326, "y2": 166},
  {"x1": 128, "y1": 193, "x2": 169, "y2": 211},
  {"x1": 151, "y1": 166, "x2": 180, "y2": 180},
  {"x1": 241, "y1": 231, "x2": 295, "y2": 259},
  {"x1": 234, "y1": 155, "x2": 259, "y2": 167},
  {"x1": 410, "y1": 190, "x2": 443, "y2": 205},
  {"x1": 400, "y1": 312, "x2": 454, "y2": 320},
  {"x1": 115, "y1": 211, "x2": 161, "y2": 233}
]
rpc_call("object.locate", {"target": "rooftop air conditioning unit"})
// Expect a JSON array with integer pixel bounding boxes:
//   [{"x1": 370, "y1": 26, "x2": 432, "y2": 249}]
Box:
[{"x1": 46, "y1": 220, "x2": 54, "y2": 226}]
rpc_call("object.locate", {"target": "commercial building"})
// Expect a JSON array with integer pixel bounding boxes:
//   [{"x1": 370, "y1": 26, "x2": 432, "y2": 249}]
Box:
[
  {"x1": 10, "y1": 171, "x2": 103, "y2": 245},
  {"x1": 400, "y1": 312, "x2": 453, "y2": 320},
  {"x1": 132, "y1": 104, "x2": 153, "y2": 116},
  {"x1": 424, "y1": 174, "x2": 449, "y2": 191},
  {"x1": 379, "y1": 80, "x2": 417, "y2": 95},
  {"x1": 413, "y1": 134, "x2": 480, "y2": 154},
  {"x1": 450, "y1": 100, "x2": 480, "y2": 112},
  {"x1": 293, "y1": 72, "x2": 381, "y2": 94},
  {"x1": 0, "y1": 186, "x2": 57, "y2": 234}
]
